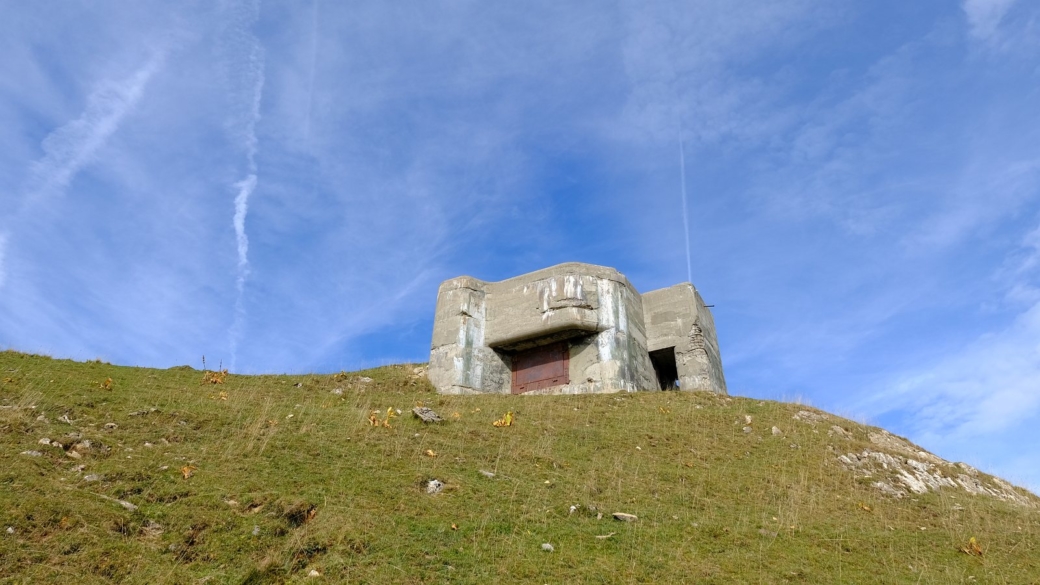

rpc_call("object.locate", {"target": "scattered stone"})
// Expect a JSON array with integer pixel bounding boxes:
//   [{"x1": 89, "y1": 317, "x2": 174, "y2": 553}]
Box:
[
  {"x1": 412, "y1": 366, "x2": 428, "y2": 378},
  {"x1": 425, "y1": 479, "x2": 445, "y2": 494},
  {"x1": 829, "y1": 425, "x2": 851, "y2": 439},
  {"x1": 66, "y1": 450, "x2": 82, "y2": 460},
  {"x1": 38, "y1": 438, "x2": 52, "y2": 445},
  {"x1": 83, "y1": 474, "x2": 102, "y2": 482},
  {"x1": 541, "y1": 543, "x2": 554, "y2": 552},
  {"x1": 412, "y1": 407, "x2": 443, "y2": 423},
  {"x1": 771, "y1": 426, "x2": 782, "y2": 436},
  {"x1": 744, "y1": 415, "x2": 753, "y2": 425},
  {"x1": 293, "y1": 383, "x2": 303, "y2": 388},
  {"x1": 129, "y1": 408, "x2": 159, "y2": 416},
  {"x1": 478, "y1": 470, "x2": 496, "y2": 478},
  {"x1": 143, "y1": 442, "x2": 154, "y2": 448},
  {"x1": 612, "y1": 512, "x2": 638, "y2": 522},
  {"x1": 141, "y1": 521, "x2": 164, "y2": 539},
  {"x1": 58, "y1": 414, "x2": 73, "y2": 424},
  {"x1": 569, "y1": 505, "x2": 579, "y2": 514},
  {"x1": 118, "y1": 500, "x2": 138, "y2": 511},
  {"x1": 330, "y1": 388, "x2": 343, "y2": 395},
  {"x1": 308, "y1": 569, "x2": 321, "y2": 577},
  {"x1": 868, "y1": 430, "x2": 945, "y2": 465},
  {"x1": 252, "y1": 525, "x2": 261, "y2": 536},
  {"x1": 36, "y1": 415, "x2": 48, "y2": 422},
  {"x1": 742, "y1": 426, "x2": 753, "y2": 434},
  {"x1": 104, "y1": 423, "x2": 118, "y2": 430},
  {"x1": 358, "y1": 377, "x2": 373, "y2": 384},
  {"x1": 5, "y1": 527, "x2": 13, "y2": 534},
  {"x1": 838, "y1": 448, "x2": 1032, "y2": 505},
  {"x1": 792, "y1": 410, "x2": 828, "y2": 424},
  {"x1": 20, "y1": 450, "x2": 43, "y2": 457},
  {"x1": 957, "y1": 462, "x2": 979, "y2": 475}
]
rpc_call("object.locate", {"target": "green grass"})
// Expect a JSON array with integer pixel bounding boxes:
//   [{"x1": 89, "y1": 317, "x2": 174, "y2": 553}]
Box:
[{"x1": 1, "y1": 350, "x2": 1037, "y2": 583}]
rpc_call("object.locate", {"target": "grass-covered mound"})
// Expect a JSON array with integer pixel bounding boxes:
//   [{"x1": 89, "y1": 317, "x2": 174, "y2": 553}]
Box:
[{"x1": 1, "y1": 350, "x2": 1037, "y2": 583}]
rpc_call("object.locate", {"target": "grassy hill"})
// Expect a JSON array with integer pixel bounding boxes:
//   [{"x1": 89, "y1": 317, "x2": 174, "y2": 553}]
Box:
[{"x1": 1, "y1": 350, "x2": 1037, "y2": 584}]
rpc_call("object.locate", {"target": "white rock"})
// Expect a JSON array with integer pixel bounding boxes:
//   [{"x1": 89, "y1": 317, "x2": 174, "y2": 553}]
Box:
[
  {"x1": 83, "y1": 474, "x2": 102, "y2": 482},
  {"x1": 612, "y1": 512, "x2": 638, "y2": 522},
  {"x1": 541, "y1": 543, "x2": 554, "y2": 552},
  {"x1": 308, "y1": 569, "x2": 321, "y2": 577},
  {"x1": 478, "y1": 470, "x2": 496, "y2": 478},
  {"x1": 793, "y1": 410, "x2": 827, "y2": 424},
  {"x1": 104, "y1": 423, "x2": 118, "y2": 430},
  {"x1": 38, "y1": 438, "x2": 52, "y2": 445},
  {"x1": 359, "y1": 377, "x2": 373, "y2": 383},
  {"x1": 771, "y1": 426, "x2": 782, "y2": 436},
  {"x1": 742, "y1": 426, "x2": 753, "y2": 434},
  {"x1": 744, "y1": 415, "x2": 753, "y2": 425},
  {"x1": 829, "y1": 425, "x2": 851, "y2": 439},
  {"x1": 426, "y1": 479, "x2": 445, "y2": 494},
  {"x1": 330, "y1": 388, "x2": 343, "y2": 395},
  {"x1": 20, "y1": 450, "x2": 43, "y2": 457}
]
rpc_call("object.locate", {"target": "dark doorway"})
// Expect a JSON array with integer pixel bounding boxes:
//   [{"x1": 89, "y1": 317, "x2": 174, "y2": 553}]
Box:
[
  {"x1": 511, "y1": 342, "x2": 569, "y2": 394},
  {"x1": 649, "y1": 348, "x2": 678, "y2": 390}
]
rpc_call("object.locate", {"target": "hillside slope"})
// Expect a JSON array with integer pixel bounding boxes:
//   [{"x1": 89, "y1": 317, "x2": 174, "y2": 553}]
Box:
[{"x1": 1, "y1": 350, "x2": 1037, "y2": 583}]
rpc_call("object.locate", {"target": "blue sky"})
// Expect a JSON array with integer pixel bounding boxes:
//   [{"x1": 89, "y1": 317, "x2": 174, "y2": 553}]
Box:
[{"x1": 2, "y1": 1, "x2": 1038, "y2": 492}]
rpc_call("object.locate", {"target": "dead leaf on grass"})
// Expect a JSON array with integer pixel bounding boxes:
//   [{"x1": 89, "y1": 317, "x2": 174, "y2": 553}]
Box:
[
  {"x1": 100, "y1": 377, "x2": 113, "y2": 390},
  {"x1": 960, "y1": 536, "x2": 983, "y2": 557},
  {"x1": 492, "y1": 411, "x2": 513, "y2": 427},
  {"x1": 201, "y1": 370, "x2": 228, "y2": 385},
  {"x1": 181, "y1": 465, "x2": 197, "y2": 479}
]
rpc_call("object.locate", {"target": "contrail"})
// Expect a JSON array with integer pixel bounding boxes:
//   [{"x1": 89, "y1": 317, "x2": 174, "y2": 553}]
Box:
[
  {"x1": 224, "y1": 0, "x2": 266, "y2": 370},
  {"x1": 679, "y1": 140, "x2": 693, "y2": 284},
  {"x1": 0, "y1": 50, "x2": 165, "y2": 291},
  {"x1": 27, "y1": 52, "x2": 165, "y2": 201}
]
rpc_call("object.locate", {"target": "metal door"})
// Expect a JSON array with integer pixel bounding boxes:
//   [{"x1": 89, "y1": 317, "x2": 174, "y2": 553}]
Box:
[{"x1": 511, "y1": 342, "x2": 569, "y2": 394}]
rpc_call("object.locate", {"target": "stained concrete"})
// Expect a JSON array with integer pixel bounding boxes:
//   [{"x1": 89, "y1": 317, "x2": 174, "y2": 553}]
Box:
[{"x1": 428, "y1": 262, "x2": 726, "y2": 395}]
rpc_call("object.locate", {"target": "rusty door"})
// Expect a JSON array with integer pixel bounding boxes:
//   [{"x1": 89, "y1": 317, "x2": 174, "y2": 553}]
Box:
[{"x1": 511, "y1": 342, "x2": 569, "y2": 394}]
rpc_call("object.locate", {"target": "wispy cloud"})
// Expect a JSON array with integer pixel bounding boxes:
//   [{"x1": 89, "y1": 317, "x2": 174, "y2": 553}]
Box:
[
  {"x1": 0, "y1": 49, "x2": 166, "y2": 292},
  {"x1": 871, "y1": 301, "x2": 1040, "y2": 439},
  {"x1": 25, "y1": 52, "x2": 166, "y2": 202},
  {"x1": 963, "y1": 0, "x2": 1018, "y2": 40}
]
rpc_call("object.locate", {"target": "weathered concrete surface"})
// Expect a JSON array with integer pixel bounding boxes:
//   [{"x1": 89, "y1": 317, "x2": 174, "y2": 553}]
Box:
[
  {"x1": 642, "y1": 283, "x2": 727, "y2": 394},
  {"x1": 429, "y1": 262, "x2": 725, "y2": 395}
]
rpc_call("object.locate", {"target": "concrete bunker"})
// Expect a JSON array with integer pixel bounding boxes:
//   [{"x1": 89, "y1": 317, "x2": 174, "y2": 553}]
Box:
[{"x1": 428, "y1": 262, "x2": 726, "y2": 395}]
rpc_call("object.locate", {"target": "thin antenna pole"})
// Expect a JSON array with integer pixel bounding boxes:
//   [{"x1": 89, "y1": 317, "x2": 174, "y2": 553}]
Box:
[{"x1": 679, "y1": 140, "x2": 693, "y2": 284}]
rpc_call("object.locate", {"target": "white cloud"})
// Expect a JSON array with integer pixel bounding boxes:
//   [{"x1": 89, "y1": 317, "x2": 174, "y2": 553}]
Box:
[
  {"x1": 25, "y1": 51, "x2": 165, "y2": 202},
  {"x1": 963, "y1": 0, "x2": 1018, "y2": 40},
  {"x1": 880, "y1": 302, "x2": 1040, "y2": 438},
  {"x1": 864, "y1": 215, "x2": 1040, "y2": 447}
]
